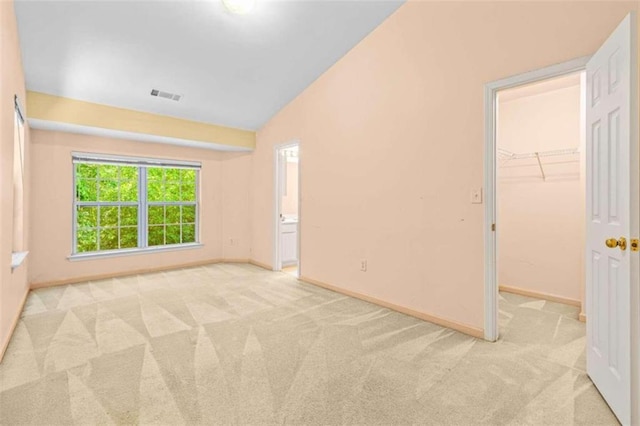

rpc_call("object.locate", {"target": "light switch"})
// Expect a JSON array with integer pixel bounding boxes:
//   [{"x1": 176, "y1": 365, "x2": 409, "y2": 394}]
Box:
[{"x1": 471, "y1": 188, "x2": 483, "y2": 204}]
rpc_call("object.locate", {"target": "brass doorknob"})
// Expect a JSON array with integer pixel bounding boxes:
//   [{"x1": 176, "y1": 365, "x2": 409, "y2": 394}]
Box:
[{"x1": 606, "y1": 237, "x2": 627, "y2": 251}]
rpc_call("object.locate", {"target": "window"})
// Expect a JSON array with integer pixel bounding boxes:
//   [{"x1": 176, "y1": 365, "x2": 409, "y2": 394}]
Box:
[
  {"x1": 147, "y1": 167, "x2": 197, "y2": 246},
  {"x1": 73, "y1": 153, "x2": 200, "y2": 257},
  {"x1": 12, "y1": 96, "x2": 27, "y2": 270}
]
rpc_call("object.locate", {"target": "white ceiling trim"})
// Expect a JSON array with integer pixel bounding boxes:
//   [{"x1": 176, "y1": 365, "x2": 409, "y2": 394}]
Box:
[{"x1": 28, "y1": 119, "x2": 253, "y2": 152}]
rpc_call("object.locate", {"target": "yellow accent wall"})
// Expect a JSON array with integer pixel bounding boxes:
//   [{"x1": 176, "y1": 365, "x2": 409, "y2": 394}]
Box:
[{"x1": 26, "y1": 91, "x2": 255, "y2": 150}]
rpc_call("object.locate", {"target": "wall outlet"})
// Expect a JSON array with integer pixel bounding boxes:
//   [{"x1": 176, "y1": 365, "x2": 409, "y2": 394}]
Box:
[
  {"x1": 471, "y1": 188, "x2": 483, "y2": 204},
  {"x1": 360, "y1": 259, "x2": 367, "y2": 272}
]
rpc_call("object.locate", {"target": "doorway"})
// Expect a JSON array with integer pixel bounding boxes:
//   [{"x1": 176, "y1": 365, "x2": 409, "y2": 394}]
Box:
[
  {"x1": 483, "y1": 56, "x2": 590, "y2": 343},
  {"x1": 495, "y1": 72, "x2": 585, "y2": 339},
  {"x1": 273, "y1": 141, "x2": 300, "y2": 277}
]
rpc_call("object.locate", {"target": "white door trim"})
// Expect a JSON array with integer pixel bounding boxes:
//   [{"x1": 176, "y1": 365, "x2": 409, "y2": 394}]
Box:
[
  {"x1": 483, "y1": 56, "x2": 590, "y2": 342},
  {"x1": 629, "y1": 14, "x2": 640, "y2": 426},
  {"x1": 273, "y1": 140, "x2": 301, "y2": 277}
]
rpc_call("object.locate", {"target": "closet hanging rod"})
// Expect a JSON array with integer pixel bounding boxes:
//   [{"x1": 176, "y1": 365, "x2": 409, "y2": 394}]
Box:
[{"x1": 498, "y1": 147, "x2": 579, "y2": 160}]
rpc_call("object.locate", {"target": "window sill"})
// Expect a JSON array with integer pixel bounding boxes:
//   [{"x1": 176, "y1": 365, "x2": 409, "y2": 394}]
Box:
[
  {"x1": 11, "y1": 251, "x2": 29, "y2": 271},
  {"x1": 68, "y1": 243, "x2": 203, "y2": 261}
]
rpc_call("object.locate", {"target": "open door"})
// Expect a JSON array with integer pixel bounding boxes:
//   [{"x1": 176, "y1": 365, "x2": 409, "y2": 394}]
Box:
[
  {"x1": 273, "y1": 142, "x2": 300, "y2": 275},
  {"x1": 585, "y1": 12, "x2": 638, "y2": 425}
]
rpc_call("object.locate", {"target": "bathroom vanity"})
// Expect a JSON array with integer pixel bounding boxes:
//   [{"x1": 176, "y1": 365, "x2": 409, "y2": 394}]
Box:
[{"x1": 280, "y1": 218, "x2": 298, "y2": 266}]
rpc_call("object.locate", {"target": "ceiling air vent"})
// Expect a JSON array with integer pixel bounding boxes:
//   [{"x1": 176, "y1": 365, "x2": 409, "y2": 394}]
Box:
[{"x1": 150, "y1": 89, "x2": 182, "y2": 102}]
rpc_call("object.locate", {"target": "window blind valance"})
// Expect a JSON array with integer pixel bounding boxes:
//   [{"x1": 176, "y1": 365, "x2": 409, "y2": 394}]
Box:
[{"x1": 72, "y1": 152, "x2": 201, "y2": 169}]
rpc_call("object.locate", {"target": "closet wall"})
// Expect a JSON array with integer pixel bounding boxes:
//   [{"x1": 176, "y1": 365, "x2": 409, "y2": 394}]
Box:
[{"x1": 497, "y1": 75, "x2": 583, "y2": 303}]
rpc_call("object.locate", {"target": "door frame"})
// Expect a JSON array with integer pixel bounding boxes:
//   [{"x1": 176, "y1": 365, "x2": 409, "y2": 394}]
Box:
[
  {"x1": 273, "y1": 140, "x2": 301, "y2": 277},
  {"x1": 483, "y1": 56, "x2": 590, "y2": 342}
]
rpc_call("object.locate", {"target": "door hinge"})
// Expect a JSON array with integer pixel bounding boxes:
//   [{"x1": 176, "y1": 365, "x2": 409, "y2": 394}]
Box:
[
  {"x1": 631, "y1": 238, "x2": 639, "y2": 252},
  {"x1": 491, "y1": 223, "x2": 496, "y2": 232}
]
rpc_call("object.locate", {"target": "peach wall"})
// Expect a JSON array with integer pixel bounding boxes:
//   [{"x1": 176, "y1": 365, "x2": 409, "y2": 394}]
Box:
[
  {"x1": 28, "y1": 130, "x2": 251, "y2": 285},
  {"x1": 222, "y1": 152, "x2": 252, "y2": 260},
  {"x1": 0, "y1": 0, "x2": 30, "y2": 359},
  {"x1": 251, "y1": 2, "x2": 638, "y2": 330},
  {"x1": 498, "y1": 84, "x2": 583, "y2": 302}
]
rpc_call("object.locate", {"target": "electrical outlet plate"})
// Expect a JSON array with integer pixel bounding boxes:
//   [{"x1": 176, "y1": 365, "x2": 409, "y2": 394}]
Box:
[{"x1": 360, "y1": 259, "x2": 367, "y2": 272}]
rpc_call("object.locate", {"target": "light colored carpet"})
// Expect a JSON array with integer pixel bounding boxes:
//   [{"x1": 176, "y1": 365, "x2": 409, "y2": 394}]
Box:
[
  {"x1": 0, "y1": 263, "x2": 618, "y2": 425},
  {"x1": 281, "y1": 266, "x2": 298, "y2": 277}
]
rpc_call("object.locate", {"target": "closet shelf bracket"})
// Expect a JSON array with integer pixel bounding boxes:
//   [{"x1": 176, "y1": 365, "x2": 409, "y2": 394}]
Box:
[{"x1": 535, "y1": 152, "x2": 546, "y2": 181}]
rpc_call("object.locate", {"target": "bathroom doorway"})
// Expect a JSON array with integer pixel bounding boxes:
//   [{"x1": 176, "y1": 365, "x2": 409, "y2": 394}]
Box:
[{"x1": 273, "y1": 141, "x2": 300, "y2": 277}]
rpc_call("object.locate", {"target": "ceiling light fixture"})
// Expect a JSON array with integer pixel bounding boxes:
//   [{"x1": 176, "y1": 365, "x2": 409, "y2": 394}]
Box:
[{"x1": 222, "y1": 0, "x2": 256, "y2": 15}]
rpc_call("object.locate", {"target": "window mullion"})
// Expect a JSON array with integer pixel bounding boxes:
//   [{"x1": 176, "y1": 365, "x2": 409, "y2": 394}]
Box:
[
  {"x1": 139, "y1": 167, "x2": 148, "y2": 248},
  {"x1": 97, "y1": 205, "x2": 101, "y2": 251},
  {"x1": 76, "y1": 201, "x2": 138, "y2": 207},
  {"x1": 73, "y1": 163, "x2": 78, "y2": 254},
  {"x1": 196, "y1": 169, "x2": 200, "y2": 244},
  {"x1": 147, "y1": 201, "x2": 196, "y2": 206}
]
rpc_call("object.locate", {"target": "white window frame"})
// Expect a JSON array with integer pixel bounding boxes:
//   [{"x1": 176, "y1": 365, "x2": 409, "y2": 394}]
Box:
[
  {"x1": 11, "y1": 95, "x2": 28, "y2": 271},
  {"x1": 70, "y1": 152, "x2": 202, "y2": 260}
]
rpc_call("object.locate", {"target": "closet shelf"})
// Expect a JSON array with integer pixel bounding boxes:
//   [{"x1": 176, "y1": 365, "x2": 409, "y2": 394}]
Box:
[
  {"x1": 498, "y1": 147, "x2": 579, "y2": 181},
  {"x1": 497, "y1": 148, "x2": 579, "y2": 160}
]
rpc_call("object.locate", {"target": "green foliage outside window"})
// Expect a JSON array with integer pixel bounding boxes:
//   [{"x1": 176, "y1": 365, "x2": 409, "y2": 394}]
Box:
[
  {"x1": 147, "y1": 167, "x2": 196, "y2": 203},
  {"x1": 76, "y1": 164, "x2": 138, "y2": 203},
  {"x1": 147, "y1": 205, "x2": 197, "y2": 246},
  {"x1": 75, "y1": 204, "x2": 139, "y2": 252},
  {"x1": 147, "y1": 167, "x2": 196, "y2": 247}
]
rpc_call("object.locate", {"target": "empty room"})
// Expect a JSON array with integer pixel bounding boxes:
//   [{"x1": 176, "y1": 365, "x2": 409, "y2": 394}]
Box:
[{"x1": 0, "y1": 1, "x2": 638, "y2": 425}]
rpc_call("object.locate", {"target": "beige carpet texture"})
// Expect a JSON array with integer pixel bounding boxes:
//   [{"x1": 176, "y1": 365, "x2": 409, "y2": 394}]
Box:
[{"x1": 0, "y1": 263, "x2": 618, "y2": 425}]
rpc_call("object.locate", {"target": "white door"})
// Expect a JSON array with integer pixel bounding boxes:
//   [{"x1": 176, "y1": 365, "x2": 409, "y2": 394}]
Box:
[
  {"x1": 275, "y1": 149, "x2": 286, "y2": 270},
  {"x1": 585, "y1": 12, "x2": 638, "y2": 426}
]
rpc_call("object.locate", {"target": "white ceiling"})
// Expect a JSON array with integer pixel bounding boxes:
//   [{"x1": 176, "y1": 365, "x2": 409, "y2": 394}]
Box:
[{"x1": 15, "y1": 0, "x2": 404, "y2": 131}]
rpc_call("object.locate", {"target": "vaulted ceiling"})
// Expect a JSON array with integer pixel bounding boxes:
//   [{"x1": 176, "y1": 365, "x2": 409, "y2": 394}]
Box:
[{"x1": 15, "y1": 0, "x2": 404, "y2": 131}]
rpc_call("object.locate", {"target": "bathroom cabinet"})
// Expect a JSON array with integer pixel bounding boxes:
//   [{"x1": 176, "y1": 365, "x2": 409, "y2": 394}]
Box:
[{"x1": 281, "y1": 222, "x2": 298, "y2": 266}]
